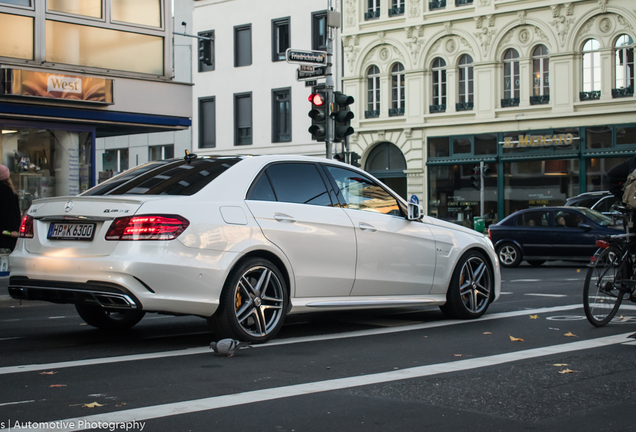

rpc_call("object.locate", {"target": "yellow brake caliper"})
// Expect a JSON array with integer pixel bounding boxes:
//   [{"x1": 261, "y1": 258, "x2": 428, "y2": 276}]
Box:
[{"x1": 235, "y1": 290, "x2": 243, "y2": 310}]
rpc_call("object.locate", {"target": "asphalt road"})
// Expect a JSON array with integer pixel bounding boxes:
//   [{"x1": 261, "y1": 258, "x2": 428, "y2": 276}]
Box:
[{"x1": 0, "y1": 262, "x2": 635, "y2": 432}]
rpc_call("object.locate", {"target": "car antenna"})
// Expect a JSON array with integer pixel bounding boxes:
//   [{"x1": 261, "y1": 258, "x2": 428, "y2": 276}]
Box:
[{"x1": 184, "y1": 149, "x2": 197, "y2": 164}]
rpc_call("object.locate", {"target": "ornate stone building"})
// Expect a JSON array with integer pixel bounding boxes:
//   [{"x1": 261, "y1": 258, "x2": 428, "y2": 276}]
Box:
[{"x1": 341, "y1": 0, "x2": 636, "y2": 228}]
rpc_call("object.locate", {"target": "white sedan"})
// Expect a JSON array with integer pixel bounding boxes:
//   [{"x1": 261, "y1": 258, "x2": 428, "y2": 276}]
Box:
[{"x1": 9, "y1": 154, "x2": 500, "y2": 342}]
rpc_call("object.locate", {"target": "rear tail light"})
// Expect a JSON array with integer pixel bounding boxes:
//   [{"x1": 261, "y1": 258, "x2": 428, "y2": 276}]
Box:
[
  {"x1": 595, "y1": 239, "x2": 610, "y2": 249},
  {"x1": 19, "y1": 215, "x2": 34, "y2": 238},
  {"x1": 488, "y1": 228, "x2": 492, "y2": 240},
  {"x1": 105, "y1": 215, "x2": 189, "y2": 241}
]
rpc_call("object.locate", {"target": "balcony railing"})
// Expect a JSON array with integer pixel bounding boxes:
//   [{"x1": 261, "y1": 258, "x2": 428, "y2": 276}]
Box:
[
  {"x1": 455, "y1": 0, "x2": 473, "y2": 5},
  {"x1": 365, "y1": 109, "x2": 380, "y2": 119},
  {"x1": 388, "y1": 107, "x2": 405, "y2": 117},
  {"x1": 501, "y1": 98, "x2": 520, "y2": 108},
  {"x1": 388, "y1": 6, "x2": 405, "y2": 16},
  {"x1": 364, "y1": 10, "x2": 380, "y2": 20},
  {"x1": 579, "y1": 90, "x2": 601, "y2": 101},
  {"x1": 429, "y1": 104, "x2": 446, "y2": 113},
  {"x1": 612, "y1": 87, "x2": 634, "y2": 98},
  {"x1": 429, "y1": 0, "x2": 446, "y2": 10},
  {"x1": 530, "y1": 95, "x2": 550, "y2": 105},
  {"x1": 456, "y1": 102, "x2": 473, "y2": 111}
]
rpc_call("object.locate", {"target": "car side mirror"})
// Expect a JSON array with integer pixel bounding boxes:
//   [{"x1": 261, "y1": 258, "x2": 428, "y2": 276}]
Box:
[
  {"x1": 407, "y1": 202, "x2": 423, "y2": 221},
  {"x1": 578, "y1": 223, "x2": 591, "y2": 231}
]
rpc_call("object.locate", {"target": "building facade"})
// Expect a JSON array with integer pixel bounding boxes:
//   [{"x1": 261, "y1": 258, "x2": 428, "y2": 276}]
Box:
[
  {"x1": 191, "y1": 0, "x2": 341, "y2": 158},
  {"x1": 341, "y1": 0, "x2": 636, "y2": 228},
  {"x1": 0, "y1": 0, "x2": 191, "y2": 214}
]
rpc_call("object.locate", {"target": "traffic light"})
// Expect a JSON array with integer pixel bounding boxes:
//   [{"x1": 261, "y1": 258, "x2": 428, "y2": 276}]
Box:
[
  {"x1": 334, "y1": 152, "x2": 345, "y2": 162},
  {"x1": 471, "y1": 166, "x2": 480, "y2": 190},
  {"x1": 332, "y1": 92, "x2": 355, "y2": 143},
  {"x1": 350, "y1": 152, "x2": 361, "y2": 167},
  {"x1": 198, "y1": 38, "x2": 212, "y2": 66},
  {"x1": 482, "y1": 164, "x2": 492, "y2": 177},
  {"x1": 308, "y1": 91, "x2": 327, "y2": 142}
]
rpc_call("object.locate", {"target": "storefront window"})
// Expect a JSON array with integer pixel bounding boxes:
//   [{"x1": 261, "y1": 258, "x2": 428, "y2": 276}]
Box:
[
  {"x1": 475, "y1": 134, "x2": 497, "y2": 155},
  {"x1": 616, "y1": 126, "x2": 636, "y2": 146},
  {"x1": 428, "y1": 163, "x2": 497, "y2": 229},
  {"x1": 452, "y1": 137, "x2": 471, "y2": 155},
  {"x1": 428, "y1": 137, "x2": 449, "y2": 158},
  {"x1": 586, "y1": 126, "x2": 612, "y2": 149},
  {"x1": 586, "y1": 157, "x2": 625, "y2": 191},
  {"x1": 0, "y1": 13, "x2": 33, "y2": 60},
  {"x1": 45, "y1": 20, "x2": 164, "y2": 75},
  {"x1": 0, "y1": 127, "x2": 93, "y2": 214},
  {"x1": 112, "y1": 0, "x2": 162, "y2": 28},
  {"x1": 48, "y1": 0, "x2": 102, "y2": 18},
  {"x1": 503, "y1": 159, "x2": 579, "y2": 217}
]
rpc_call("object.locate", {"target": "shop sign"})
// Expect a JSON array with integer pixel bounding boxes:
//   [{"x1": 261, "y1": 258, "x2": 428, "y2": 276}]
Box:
[
  {"x1": 502, "y1": 133, "x2": 577, "y2": 148},
  {"x1": 1, "y1": 69, "x2": 113, "y2": 104}
]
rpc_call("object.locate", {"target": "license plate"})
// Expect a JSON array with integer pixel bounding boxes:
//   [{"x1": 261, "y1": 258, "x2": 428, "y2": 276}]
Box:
[{"x1": 48, "y1": 223, "x2": 96, "y2": 241}]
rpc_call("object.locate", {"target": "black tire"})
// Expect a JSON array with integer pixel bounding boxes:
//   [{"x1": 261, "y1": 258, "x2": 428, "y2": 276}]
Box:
[
  {"x1": 496, "y1": 243, "x2": 522, "y2": 268},
  {"x1": 75, "y1": 304, "x2": 145, "y2": 330},
  {"x1": 527, "y1": 260, "x2": 545, "y2": 267},
  {"x1": 583, "y1": 246, "x2": 625, "y2": 327},
  {"x1": 208, "y1": 257, "x2": 288, "y2": 344},
  {"x1": 440, "y1": 250, "x2": 493, "y2": 319}
]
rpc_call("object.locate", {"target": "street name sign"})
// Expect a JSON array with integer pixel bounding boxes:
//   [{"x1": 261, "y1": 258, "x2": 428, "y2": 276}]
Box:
[
  {"x1": 296, "y1": 66, "x2": 326, "y2": 81},
  {"x1": 286, "y1": 48, "x2": 328, "y2": 66}
]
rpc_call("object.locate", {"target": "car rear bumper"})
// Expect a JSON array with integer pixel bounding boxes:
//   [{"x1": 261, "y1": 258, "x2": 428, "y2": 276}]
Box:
[{"x1": 7, "y1": 245, "x2": 238, "y2": 317}]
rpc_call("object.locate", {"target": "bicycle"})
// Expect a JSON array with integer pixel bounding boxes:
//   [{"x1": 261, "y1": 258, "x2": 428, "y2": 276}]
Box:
[{"x1": 583, "y1": 206, "x2": 636, "y2": 327}]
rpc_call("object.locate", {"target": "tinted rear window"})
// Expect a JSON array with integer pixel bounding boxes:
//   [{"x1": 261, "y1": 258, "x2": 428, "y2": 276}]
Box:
[{"x1": 83, "y1": 158, "x2": 241, "y2": 196}]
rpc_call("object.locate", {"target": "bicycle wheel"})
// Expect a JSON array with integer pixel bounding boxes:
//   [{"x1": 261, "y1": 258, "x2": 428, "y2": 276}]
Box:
[{"x1": 583, "y1": 246, "x2": 625, "y2": 327}]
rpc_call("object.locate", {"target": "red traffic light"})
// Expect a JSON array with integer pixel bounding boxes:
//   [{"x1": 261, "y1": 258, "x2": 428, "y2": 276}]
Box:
[{"x1": 309, "y1": 93, "x2": 324, "y2": 106}]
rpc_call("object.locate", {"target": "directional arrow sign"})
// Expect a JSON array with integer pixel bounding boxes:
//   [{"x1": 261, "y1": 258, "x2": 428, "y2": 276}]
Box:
[
  {"x1": 296, "y1": 66, "x2": 326, "y2": 81},
  {"x1": 286, "y1": 48, "x2": 328, "y2": 66}
]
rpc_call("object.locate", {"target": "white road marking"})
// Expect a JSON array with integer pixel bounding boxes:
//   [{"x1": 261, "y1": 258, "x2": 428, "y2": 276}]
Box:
[
  {"x1": 26, "y1": 333, "x2": 633, "y2": 432},
  {"x1": 524, "y1": 294, "x2": 568, "y2": 298},
  {"x1": 0, "y1": 336, "x2": 21, "y2": 341},
  {"x1": 0, "y1": 400, "x2": 34, "y2": 407},
  {"x1": 510, "y1": 279, "x2": 541, "y2": 282},
  {"x1": 47, "y1": 316, "x2": 66, "y2": 319},
  {"x1": 500, "y1": 292, "x2": 514, "y2": 295},
  {"x1": 0, "y1": 304, "x2": 583, "y2": 376}
]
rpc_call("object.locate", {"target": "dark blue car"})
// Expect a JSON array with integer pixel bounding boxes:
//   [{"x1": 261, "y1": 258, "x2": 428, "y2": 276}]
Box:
[{"x1": 487, "y1": 206, "x2": 623, "y2": 268}]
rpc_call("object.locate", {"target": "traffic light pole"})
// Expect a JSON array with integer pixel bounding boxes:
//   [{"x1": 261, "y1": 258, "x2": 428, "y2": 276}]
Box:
[
  {"x1": 325, "y1": 33, "x2": 334, "y2": 159},
  {"x1": 480, "y1": 160, "x2": 485, "y2": 217}
]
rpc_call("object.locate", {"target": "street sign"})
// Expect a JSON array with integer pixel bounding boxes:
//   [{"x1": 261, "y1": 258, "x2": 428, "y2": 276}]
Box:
[
  {"x1": 410, "y1": 195, "x2": 419, "y2": 205},
  {"x1": 305, "y1": 80, "x2": 317, "y2": 87},
  {"x1": 286, "y1": 48, "x2": 328, "y2": 66},
  {"x1": 296, "y1": 66, "x2": 326, "y2": 81}
]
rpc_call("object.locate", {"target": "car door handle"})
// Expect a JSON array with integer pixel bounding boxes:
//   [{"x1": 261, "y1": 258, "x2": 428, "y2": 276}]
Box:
[
  {"x1": 358, "y1": 222, "x2": 377, "y2": 232},
  {"x1": 274, "y1": 213, "x2": 296, "y2": 223}
]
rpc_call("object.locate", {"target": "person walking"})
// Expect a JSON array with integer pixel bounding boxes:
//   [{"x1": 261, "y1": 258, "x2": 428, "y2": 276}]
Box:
[{"x1": 0, "y1": 164, "x2": 21, "y2": 251}]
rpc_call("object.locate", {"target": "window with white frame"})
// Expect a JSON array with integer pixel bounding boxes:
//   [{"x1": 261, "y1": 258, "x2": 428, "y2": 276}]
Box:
[
  {"x1": 615, "y1": 34, "x2": 634, "y2": 90},
  {"x1": 149, "y1": 145, "x2": 174, "y2": 161},
  {"x1": 366, "y1": 0, "x2": 380, "y2": 19},
  {"x1": 582, "y1": 39, "x2": 601, "y2": 92},
  {"x1": 431, "y1": 58, "x2": 446, "y2": 107},
  {"x1": 367, "y1": 65, "x2": 380, "y2": 118},
  {"x1": 503, "y1": 48, "x2": 520, "y2": 99},
  {"x1": 532, "y1": 45, "x2": 549, "y2": 97},
  {"x1": 458, "y1": 54, "x2": 473, "y2": 104},
  {"x1": 103, "y1": 149, "x2": 129, "y2": 174},
  {"x1": 391, "y1": 62, "x2": 405, "y2": 115}
]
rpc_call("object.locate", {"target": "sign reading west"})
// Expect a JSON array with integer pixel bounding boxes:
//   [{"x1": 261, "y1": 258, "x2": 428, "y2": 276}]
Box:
[
  {"x1": 1, "y1": 69, "x2": 113, "y2": 104},
  {"x1": 286, "y1": 48, "x2": 328, "y2": 66}
]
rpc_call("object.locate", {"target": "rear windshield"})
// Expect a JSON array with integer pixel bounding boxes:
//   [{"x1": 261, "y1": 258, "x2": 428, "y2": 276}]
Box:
[{"x1": 83, "y1": 157, "x2": 241, "y2": 196}]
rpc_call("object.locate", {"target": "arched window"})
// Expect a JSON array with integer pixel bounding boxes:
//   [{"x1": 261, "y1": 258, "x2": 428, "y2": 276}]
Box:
[
  {"x1": 390, "y1": 62, "x2": 405, "y2": 116},
  {"x1": 431, "y1": 57, "x2": 446, "y2": 113},
  {"x1": 582, "y1": 39, "x2": 601, "y2": 100},
  {"x1": 614, "y1": 35, "x2": 634, "y2": 97},
  {"x1": 531, "y1": 45, "x2": 549, "y2": 104},
  {"x1": 458, "y1": 54, "x2": 473, "y2": 111},
  {"x1": 502, "y1": 49, "x2": 519, "y2": 106},
  {"x1": 366, "y1": 65, "x2": 380, "y2": 118}
]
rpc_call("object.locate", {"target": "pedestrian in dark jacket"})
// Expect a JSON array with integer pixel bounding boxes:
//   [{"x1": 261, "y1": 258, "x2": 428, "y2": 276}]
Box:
[
  {"x1": 0, "y1": 164, "x2": 21, "y2": 251},
  {"x1": 607, "y1": 155, "x2": 636, "y2": 199}
]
